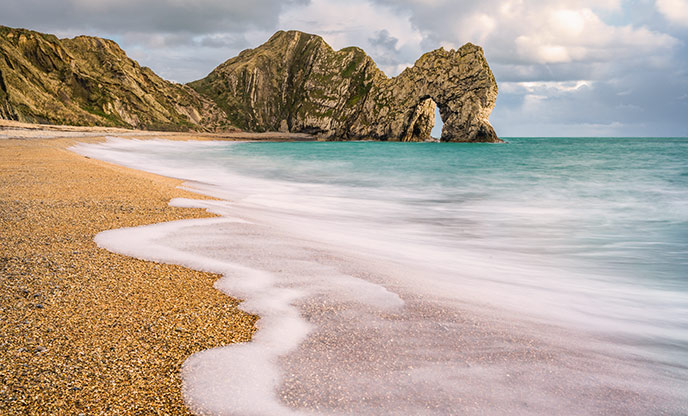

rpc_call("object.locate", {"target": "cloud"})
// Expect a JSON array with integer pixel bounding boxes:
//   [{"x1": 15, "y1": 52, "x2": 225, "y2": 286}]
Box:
[
  {"x1": 1, "y1": 0, "x2": 307, "y2": 34},
  {"x1": 657, "y1": 0, "x2": 688, "y2": 26},
  {"x1": 492, "y1": 65, "x2": 688, "y2": 137},
  {"x1": 277, "y1": 0, "x2": 424, "y2": 75},
  {"x1": 198, "y1": 34, "x2": 250, "y2": 49},
  {"x1": 512, "y1": 10, "x2": 678, "y2": 65},
  {"x1": 0, "y1": 0, "x2": 686, "y2": 135},
  {"x1": 369, "y1": 29, "x2": 399, "y2": 51},
  {"x1": 381, "y1": 1, "x2": 679, "y2": 68},
  {"x1": 500, "y1": 80, "x2": 593, "y2": 94}
]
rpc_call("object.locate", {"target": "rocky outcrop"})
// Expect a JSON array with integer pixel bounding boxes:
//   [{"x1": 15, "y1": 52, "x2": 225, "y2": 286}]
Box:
[
  {"x1": 360, "y1": 45, "x2": 499, "y2": 142},
  {"x1": 190, "y1": 30, "x2": 500, "y2": 142},
  {"x1": 0, "y1": 26, "x2": 499, "y2": 141},
  {"x1": 0, "y1": 26, "x2": 229, "y2": 131}
]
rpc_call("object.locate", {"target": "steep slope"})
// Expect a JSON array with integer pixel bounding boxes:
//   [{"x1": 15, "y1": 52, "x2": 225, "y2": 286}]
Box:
[
  {"x1": 188, "y1": 31, "x2": 385, "y2": 135},
  {"x1": 0, "y1": 26, "x2": 229, "y2": 131},
  {"x1": 190, "y1": 30, "x2": 500, "y2": 142},
  {"x1": 0, "y1": 26, "x2": 499, "y2": 140}
]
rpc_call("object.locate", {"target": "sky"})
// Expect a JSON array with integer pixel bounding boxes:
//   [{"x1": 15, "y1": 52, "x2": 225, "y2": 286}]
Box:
[{"x1": 2, "y1": 0, "x2": 687, "y2": 137}]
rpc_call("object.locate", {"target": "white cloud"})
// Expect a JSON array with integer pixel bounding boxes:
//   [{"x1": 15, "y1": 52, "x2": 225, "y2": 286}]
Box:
[
  {"x1": 501, "y1": 80, "x2": 593, "y2": 94},
  {"x1": 488, "y1": 5, "x2": 678, "y2": 65},
  {"x1": 4, "y1": 0, "x2": 685, "y2": 136},
  {"x1": 277, "y1": 0, "x2": 424, "y2": 75},
  {"x1": 657, "y1": 0, "x2": 688, "y2": 26},
  {"x1": 366, "y1": 0, "x2": 679, "y2": 69},
  {"x1": 453, "y1": 13, "x2": 497, "y2": 45}
]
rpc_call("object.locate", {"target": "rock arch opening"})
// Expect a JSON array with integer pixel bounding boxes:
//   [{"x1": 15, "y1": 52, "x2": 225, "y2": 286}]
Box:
[
  {"x1": 431, "y1": 101, "x2": 444, "y2": 140},
  {"x1": 405, "y1": 97, "x2": 441, "y2": 142}
]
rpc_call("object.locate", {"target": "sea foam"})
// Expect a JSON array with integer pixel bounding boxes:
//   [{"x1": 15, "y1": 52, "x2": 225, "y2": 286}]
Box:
[
  {"x1": 71, "y1": 137, "x2": 688, "y2": 415},
  {"x1": 94, "y1": 213, "x2": 312, "y2": 415}
]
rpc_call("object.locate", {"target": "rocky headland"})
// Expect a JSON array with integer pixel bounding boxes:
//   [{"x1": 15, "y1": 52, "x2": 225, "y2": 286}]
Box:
[
  {"x1": 1, "y1": 26, "x2": 500, "y2": 142},
  {"x1": 191, "y1": 30, "x2": 499, "y2": 142},
  {"x1": 0, "y1": 26, "x2": 229, "y2": 131}
]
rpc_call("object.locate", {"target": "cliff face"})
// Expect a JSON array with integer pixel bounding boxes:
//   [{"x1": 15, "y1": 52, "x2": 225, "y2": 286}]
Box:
[
  {"x1": 361, "y1": 45, "x2": 499, "y2": 142},
  {"x1": 0, "y1": 26, "x2": 499, "y2": 141},
  {"x1": 188, "y1": 31, "x2": 384, "y2": 136},
  {"x1": 190, "y1": 30, "x2": 500, "y2": 142},
  {"x1": 0, "y1": 26, "x2": 228, "y2": 131}
]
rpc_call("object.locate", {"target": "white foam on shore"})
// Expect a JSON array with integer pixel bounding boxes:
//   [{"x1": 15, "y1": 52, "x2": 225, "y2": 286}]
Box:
[
  {"x1": 93, "y1": 196, "x2": 406, "y2": 415},
  {"x1": 74, "y1": 137, "x2": 686, "y2": 415},
  {"x1": 94, "y1": 215, "x2": 311, "y2": 415}
]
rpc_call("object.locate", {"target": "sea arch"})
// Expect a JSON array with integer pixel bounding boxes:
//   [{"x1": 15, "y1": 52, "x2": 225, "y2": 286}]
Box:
[{"x1": 376, "y1": 43, "x2": 500, "y2": 143}]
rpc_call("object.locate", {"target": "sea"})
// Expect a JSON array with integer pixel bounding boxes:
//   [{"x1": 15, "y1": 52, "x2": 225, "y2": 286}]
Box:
[{"x1": 72, "y1": 137, "x2": 688, "y2": 415}]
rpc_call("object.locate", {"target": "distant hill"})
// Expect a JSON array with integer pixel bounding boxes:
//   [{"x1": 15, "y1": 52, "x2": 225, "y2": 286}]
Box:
[
  {"x1": 0, "y1": 26, "x2": 229, "y2": 131},
  {"x1": 0, "y1": 26, "x2": 499, "y2": 141}
]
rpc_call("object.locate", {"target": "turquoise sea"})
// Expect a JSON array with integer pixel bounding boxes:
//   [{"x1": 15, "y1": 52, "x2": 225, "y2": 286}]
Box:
[
  {"x1": 224, "y1": 137, "x2": 688, "y2": 285},
  {"x1": 73, "y1": 137, "x2": 688, "y2": 414}
]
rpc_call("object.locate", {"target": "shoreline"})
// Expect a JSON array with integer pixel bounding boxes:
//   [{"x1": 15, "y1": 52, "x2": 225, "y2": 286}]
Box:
[
  {"x1": 0, "y1": 131, "x2": 257, "y2": 414},
  {"x1": 2, "y1": 127, "x2": 685, "y2": 414},
  {"x1": 0, "y1": 119, "x2": 318, "y2": 141},
  {"x1": 76, "y1": 137, "x2": 685, "y2": 414}
]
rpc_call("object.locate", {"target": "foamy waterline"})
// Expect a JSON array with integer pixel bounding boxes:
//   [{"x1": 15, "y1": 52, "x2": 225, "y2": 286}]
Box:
[
  {"x1": 71, "y1": 137, "x2": 687, "y2": 414},
  {"x1": 93, "y1": 211, "x2": 311, "y2": 415}
]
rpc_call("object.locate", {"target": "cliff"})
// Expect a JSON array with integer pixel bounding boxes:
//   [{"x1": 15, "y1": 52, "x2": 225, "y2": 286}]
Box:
[
  {"x1": 0, "y1": 26, "x2": 499, "y2": 141},
  {"x1": 190, "y1": 30, "x2": 500, "y2": 142},
  {"x1": 0, "y1": 26, "x2": 229, "y2": 131}
]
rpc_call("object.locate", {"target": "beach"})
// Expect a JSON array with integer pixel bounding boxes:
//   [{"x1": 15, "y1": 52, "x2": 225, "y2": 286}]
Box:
[
  {"x1": 0, "y1": 126, "x2": 257, "y2": 414},
  {"x1": 2, "y1": 125, "x2": 686, "y2": 415},
  {"x1": 2, "y1": 1, "x2": 686, "y2": 413}
]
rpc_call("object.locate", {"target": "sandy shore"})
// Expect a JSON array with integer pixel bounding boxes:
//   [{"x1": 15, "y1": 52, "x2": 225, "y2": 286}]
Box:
[
  {"x1": 0, "y1": 128, "x2": 258, "y2": 414},
  {"x1": 0, "y1": 119, "x2": 317, "y2": 141}
]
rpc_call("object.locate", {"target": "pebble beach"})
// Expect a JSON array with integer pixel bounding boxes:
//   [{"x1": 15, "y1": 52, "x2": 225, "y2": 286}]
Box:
[
  {"x1": 2, "y1": 124, "x2": 685, "y2": 415},
  {"x1": 0, "y1": 126, "x2": 257, "y2": 414}
]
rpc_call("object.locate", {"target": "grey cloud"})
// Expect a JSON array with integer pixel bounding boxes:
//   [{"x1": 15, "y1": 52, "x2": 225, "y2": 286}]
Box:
[
  {"x1": 369, "y1": 29, "x2": 399, "y2": 51},
  {"x1": 492, "y1": 65, "x2": 688, "y2": 136},
  {"x1": 1, "y1": 0, "x2": 309, "y2": 35},
  {"x1": 198, "y1": 34, "x2": 252, "y2": 49},
  {"x1": 121, "y1": 32, "x2": 196, "y2": 49},
  {"x1": 367, "y1": 30, "x2": 402, "y2": 67},
  {"x1": 1, "y1": 0, "x2": 686, "y2": 135}
]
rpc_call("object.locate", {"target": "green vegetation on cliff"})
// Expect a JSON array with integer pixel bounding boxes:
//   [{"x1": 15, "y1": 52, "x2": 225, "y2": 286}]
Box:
[
  {"x1": 0, "y1": 26, "x2": 499, "y2": 142},
  {"x1": 188, "y1": 31, "x2": 383, "y2": 136},
  {"x1": 190, "y1": 30, "x2": 500, "y2": 142},
  {"x1": 0, "y1": 25, "x2": 227, "y2": 131}
]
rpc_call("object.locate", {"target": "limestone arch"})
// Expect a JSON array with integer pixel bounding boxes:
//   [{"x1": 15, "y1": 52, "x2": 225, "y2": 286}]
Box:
[
  {"x1": 388, "y1": 43, "x2": 500, "y2": 143},
  {"x1": 403, "y1": 92, "x2": 456, "y2": 142}
]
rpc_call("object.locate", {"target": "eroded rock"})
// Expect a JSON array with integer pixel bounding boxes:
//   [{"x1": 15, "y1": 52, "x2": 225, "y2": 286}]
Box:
[
  {"x1": 191, "y1": 31, "x2": 501, "y2": 142},
  {"x1": 0, "y1": 26, "x2": 228, "y2": 131},
  {"x1": 0, "y1": 26, "x2": 500, "y2": 141}
]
